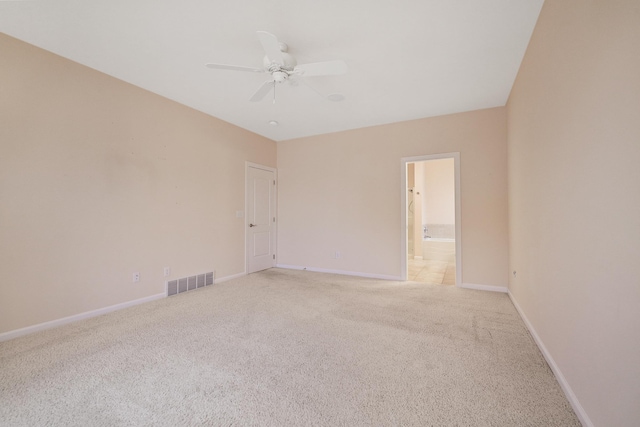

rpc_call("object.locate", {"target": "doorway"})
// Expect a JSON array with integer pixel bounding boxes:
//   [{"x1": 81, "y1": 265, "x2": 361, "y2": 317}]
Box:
[
  {"x1": 245, "y1": 163, "x2": 277, "y2": 274},
  {"x1": 401, "y1": 153, "x2": 461, "y2": 286}
]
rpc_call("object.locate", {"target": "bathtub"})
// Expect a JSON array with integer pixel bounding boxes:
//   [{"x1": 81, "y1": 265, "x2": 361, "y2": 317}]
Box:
[{"x1": 421, "y1": 238, "x2": 456, "y2": 262}]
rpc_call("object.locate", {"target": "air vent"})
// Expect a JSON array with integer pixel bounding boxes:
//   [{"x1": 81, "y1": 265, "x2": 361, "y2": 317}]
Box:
[
  {"x1": 178, "y1": 278, "x2": 188, "y2": 293},
  {"x1": 166, "y1": 271, "x2": 214, "y2": 297},
  {"x1": 167, "y1": 280, "x2": 178, "y2": 296}
]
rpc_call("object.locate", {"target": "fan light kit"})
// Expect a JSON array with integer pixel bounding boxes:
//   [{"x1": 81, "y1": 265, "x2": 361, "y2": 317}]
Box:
[{"x1": 206, "y1": 31, "x2": 347, "y2": 103}]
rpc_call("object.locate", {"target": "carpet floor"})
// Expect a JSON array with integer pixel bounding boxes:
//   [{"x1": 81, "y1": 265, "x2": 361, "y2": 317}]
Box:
[{"x1": 0, "y1": 268, "x2": 580, "y2": 426}]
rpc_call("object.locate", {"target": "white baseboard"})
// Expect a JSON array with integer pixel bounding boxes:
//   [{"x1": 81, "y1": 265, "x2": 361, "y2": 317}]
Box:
[
  {"x1": 215, "y1": 271, "x2": 246, "y2": 284},
  {"x1": 508, "y1": 291, "x2": 592, "y2": 427},
  {"x1": 0, "y1": 269, "x2": 252, "y2": 343},
  {"x1": 276, "y1": 264, "x2": 403, "y2": 281},
  {"x1": 0, "y1": 293, "x2": 165, "y2": 343},
  {"x1": 460, "y1": 282, "x2": 508, "y2": 293}
]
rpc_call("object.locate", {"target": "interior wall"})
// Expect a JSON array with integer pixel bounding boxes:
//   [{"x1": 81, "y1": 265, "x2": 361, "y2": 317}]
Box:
[
  {"x1": 422, "y1": 158, "x2": 455, "y2": 230},
  {"x1": 507, "y1": 0, "x2": 640, "y2": 425},
  {"x1": 0, "y1": 34, "x2": 276, "y2": 334},
  {"x1": 277, "y1": 107, "x2": 508, "y2": 286}
]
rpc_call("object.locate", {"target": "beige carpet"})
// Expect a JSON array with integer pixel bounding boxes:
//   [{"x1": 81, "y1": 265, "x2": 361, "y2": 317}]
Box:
[{"x1": 0, "y1": 269, "x2": 579, "y2": 426}]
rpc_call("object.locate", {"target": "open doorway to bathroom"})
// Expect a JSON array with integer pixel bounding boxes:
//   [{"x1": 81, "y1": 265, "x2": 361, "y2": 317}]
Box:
[{"x1": 401, "y1": 153, "x2": 461, "y2": 286}]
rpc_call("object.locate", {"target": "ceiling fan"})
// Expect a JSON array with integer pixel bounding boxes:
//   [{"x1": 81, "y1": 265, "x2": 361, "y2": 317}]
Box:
[{"x1": 206, "y1": 31, "x2": 347, "y2": 102}]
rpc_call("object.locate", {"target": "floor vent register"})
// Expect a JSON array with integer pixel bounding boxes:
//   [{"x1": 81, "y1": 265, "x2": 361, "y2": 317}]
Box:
[{"x1": 167, "y1": 271, "x2": 214, "y2": 296}]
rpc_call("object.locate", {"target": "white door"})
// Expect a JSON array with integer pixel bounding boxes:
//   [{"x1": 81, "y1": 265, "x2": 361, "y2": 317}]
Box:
[{"x1": 246, "y1": 165, "x2": 276, "y2": 273}]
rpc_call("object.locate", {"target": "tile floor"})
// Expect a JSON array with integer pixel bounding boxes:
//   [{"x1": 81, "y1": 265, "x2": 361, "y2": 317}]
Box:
[{"x1": 408, "y1": 240, "x2": 456, "y2": 285}]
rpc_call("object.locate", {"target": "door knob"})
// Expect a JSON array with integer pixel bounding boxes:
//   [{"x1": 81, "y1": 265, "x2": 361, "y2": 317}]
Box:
[{"x1": 249, "y1": 223, "x2": 256, "y2": 227}]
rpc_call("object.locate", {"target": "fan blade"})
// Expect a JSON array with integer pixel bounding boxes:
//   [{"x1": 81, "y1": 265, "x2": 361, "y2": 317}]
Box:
[
  {"x1": 295, "y1": 78, "x2": 327, "y2": 99},
  {"x1": 206, "y1": 63, "x2": 263, "y2": 73},
  {"x1": 256, "y1": 31, "x2": 284, "y2": 65},
  {"x1": 294, "y1": 60, "x2": 348, "y2": 76},
  {"x1": 249, "y1": 80, "x2": 274, "y2": 102}
]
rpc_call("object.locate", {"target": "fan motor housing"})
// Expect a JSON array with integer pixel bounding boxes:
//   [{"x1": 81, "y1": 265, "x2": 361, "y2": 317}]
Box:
[
  {"x1": 264, "y1": 52, "x2": 297, "y2": 71},
  {"x1": 272, "y1": 71, "x2": 288, "y2": 83}
]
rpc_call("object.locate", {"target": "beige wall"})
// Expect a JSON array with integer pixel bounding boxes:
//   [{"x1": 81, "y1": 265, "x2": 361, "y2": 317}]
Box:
[
  {"x1": 422, "y1": 158, "x2": 455, "y2": 226},
  {"x1": 0, "y1": 34, "x2": 276, "y2": 334},
  {"x1": 277, "y1": 107, "x2": 508, "y2": 286},
  {"x1": 507, "y1": 0, "x2": 640, "y2": 425}
]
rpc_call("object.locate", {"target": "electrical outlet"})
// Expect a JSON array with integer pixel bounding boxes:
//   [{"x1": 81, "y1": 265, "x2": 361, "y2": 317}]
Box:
[
  {"x1": 335, "y1": 251, "x2": 341, "y2": 259},
  {"x1": 133, "y1": 272, "x2": 140, "y2": 283},
  {"x1": 513, "y1": 270, "x2": 517, "y2": 278},
  {"x1": 163, "y1": 267, "x2": 171, "y2": 277}
]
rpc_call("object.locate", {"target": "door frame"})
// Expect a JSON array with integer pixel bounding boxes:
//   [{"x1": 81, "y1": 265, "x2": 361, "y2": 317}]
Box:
[
  {"x1": 245, "y1": 162, "x2": 277, "y2": 274},
  {"x1": 400, "y1": 153, "x2": 461, "y2": 286}
]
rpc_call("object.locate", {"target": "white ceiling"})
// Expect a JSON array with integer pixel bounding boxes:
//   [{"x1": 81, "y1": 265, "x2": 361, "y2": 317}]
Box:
[{"x1": 0, "y1": 0, "x2": 544, "y2": 141}]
